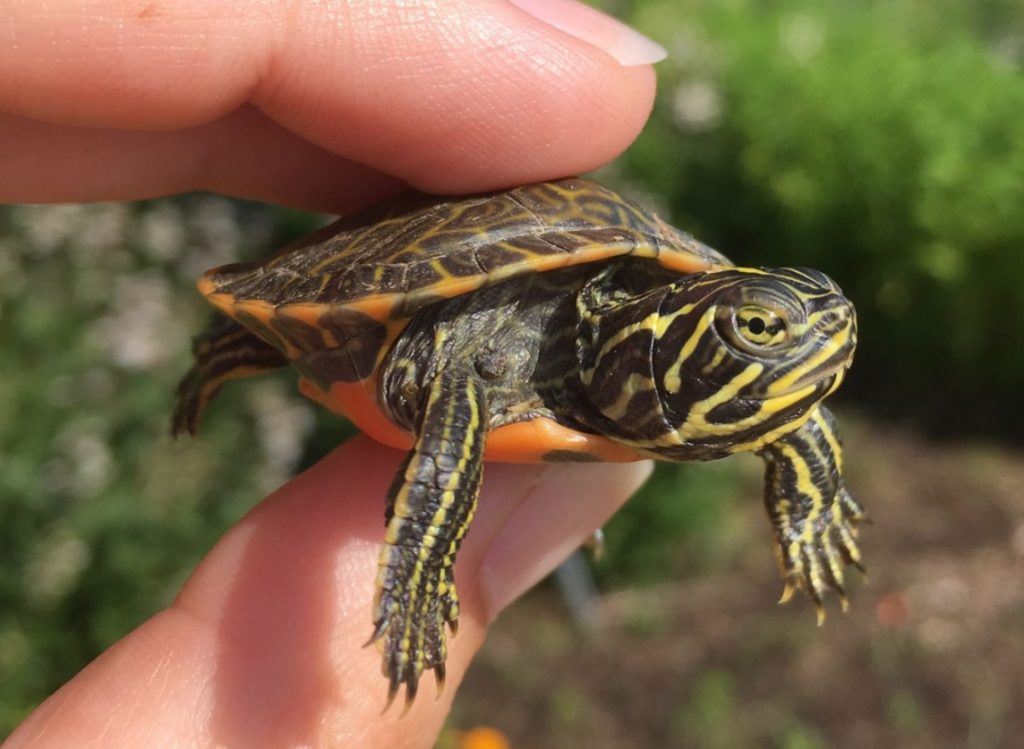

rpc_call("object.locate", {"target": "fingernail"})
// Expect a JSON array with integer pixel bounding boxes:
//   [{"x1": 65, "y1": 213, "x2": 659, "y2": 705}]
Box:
[{"x1": 508, "y1": 0, "x2": 667, "y2": 67}]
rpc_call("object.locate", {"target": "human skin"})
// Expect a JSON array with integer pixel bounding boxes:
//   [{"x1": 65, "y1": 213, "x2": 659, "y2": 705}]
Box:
[{"x1": 1, "y1": 1, "x2": 661, "y2": 746}]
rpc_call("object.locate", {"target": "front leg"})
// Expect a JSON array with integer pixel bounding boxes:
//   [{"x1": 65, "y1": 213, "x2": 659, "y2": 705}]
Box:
[
  {"x1": 759, "y1": 406, "x2": 866, "y2": 622},
  {"x1": 369, "y1": 371, "x2": 487, "y2": 707}
]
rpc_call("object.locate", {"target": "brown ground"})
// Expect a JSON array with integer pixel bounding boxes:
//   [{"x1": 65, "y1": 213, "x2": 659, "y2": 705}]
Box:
[{"x1": 445, "y1": 417, "x2": 1024, "y2": 748}]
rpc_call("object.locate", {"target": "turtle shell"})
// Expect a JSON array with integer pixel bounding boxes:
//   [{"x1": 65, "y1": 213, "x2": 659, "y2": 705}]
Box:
[{"x1": 199, "y1": 177, "x2": 733, "y2": 458}]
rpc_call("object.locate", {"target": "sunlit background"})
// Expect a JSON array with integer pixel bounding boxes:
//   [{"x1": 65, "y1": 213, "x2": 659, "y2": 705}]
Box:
[{"x1": 2, "y1": 0, "x2": 1023, "y2": 746}]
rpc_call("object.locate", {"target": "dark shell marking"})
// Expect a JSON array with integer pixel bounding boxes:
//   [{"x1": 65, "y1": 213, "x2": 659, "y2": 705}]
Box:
[
  {"x1": 199, "y1": 178, "x2": 730, "y2": 387},
  {"x1": 202, "y1": 177, "x2": 729, "y2": 315}
]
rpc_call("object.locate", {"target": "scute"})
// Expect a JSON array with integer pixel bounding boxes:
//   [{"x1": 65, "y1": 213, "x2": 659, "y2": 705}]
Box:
[
  {"x1": 199, "y1": 178, "x2": 733, "y2": 325},
  {"x1": 175, "y1": 175, "x2": 863, "y2": 706}
]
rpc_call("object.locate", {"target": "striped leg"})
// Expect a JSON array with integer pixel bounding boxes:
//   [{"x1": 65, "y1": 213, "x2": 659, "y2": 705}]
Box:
[
  {"x1": 759, "y1": 406, "x2": 866, "y2": 622},
  {"x1": 369, "y1": 371, "x2": 487, "y2": 708},
  {"x1": 172, "y1": 314, "x2": 288, "y2": 436}
]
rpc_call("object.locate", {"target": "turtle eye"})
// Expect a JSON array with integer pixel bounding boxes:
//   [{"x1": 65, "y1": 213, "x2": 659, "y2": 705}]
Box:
[{"x1": 723, "y1": 304, "x2": 790, "y2": 352}]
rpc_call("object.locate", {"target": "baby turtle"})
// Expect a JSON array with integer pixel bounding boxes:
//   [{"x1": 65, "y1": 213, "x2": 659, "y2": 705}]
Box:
[{"x1": 174, "y1": 177, "x2": 865, "y2": 705}]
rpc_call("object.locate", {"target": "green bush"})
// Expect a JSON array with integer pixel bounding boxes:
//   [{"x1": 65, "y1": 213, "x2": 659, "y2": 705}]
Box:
[
  {"x1": 615, "y1": 0, "x2": 1024, "y2": 433},
  {"x1": 592, "y1": 0, "x2": 1024, "y2": 613},
  {"x1": 0, "y1": 199, "x2": 323, "y2": 726}
]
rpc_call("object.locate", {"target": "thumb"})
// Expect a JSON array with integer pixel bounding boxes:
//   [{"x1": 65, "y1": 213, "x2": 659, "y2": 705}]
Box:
[
  {"x1": 6, "y1": 437, "x2": 650, "y2": 748},
  {"x1": 0, "y1": 0, "x2": 664, "y2": 201}
]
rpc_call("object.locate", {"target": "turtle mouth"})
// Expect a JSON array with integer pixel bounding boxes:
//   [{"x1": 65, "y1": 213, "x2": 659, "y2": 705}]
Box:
[
  {"x1": 790, "y1": 351, "x2": 854, "y2": 399},
  {"x1": 757, "y1": 323, "x2": 855, "y2": 403},
  {"x1": 794, "y1": 342, "x2": 854, "y2": 391}
]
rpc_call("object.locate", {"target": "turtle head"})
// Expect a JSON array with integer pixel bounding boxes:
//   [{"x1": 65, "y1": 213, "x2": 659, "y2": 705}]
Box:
[{"x1": 576, "y1": 266, "x2": 857, "y2": 459}]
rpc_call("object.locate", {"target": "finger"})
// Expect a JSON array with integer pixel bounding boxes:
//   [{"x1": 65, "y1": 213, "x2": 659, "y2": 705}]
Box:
[
  {"x1": 0, "y1": 108, "x2": 405, "y2": 212},
  {"x1": 0, "y1": 0, "x2": 662, "y2": 206},
  {"x1": 478, "y1": 457, "x2": 654, "y2": 615},
  {"x1": 7, "y1": 437, "x2": 650, "y2": 748}
]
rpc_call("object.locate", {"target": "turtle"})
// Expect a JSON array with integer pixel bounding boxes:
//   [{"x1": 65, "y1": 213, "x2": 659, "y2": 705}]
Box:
[{"x1": 173, "y1": 177, "x2": 865, "y2": 706}]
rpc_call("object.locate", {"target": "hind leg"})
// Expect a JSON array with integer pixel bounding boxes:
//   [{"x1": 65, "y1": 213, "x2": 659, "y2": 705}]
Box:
[{"x1": 172, "y1": 314, "x2": 288, "y2": 435}]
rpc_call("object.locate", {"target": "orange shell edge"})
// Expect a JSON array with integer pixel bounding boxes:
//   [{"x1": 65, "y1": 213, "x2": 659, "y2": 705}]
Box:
[{"x1": 298, "y1": 377, "x2": 644, "y2": 464}]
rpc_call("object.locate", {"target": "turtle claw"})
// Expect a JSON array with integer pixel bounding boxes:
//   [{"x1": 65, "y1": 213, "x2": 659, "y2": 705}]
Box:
[
  {"x1": 401, "y1": 676, "x2": 418, "y2": 714},
  {"x1": 373, "y1": 609, "x2": 450, "y2": 712},
  {"x1": 370, "y1": 575, "x2": 459, "y2": 712},
  {"x1": 814, "y1": 603, "x2": 826, "y2": 628},
  {"x1": 583, "y1": 528, "x2": 606, "y2": 561},
  {"x1": 772, "y1": 481, "x2": 866, "y2": 623},
  {"x1": 778, "y1": 569, "x2": 833, "y2": 625},
  {"x1": 364, "y1": 614, "x2": 390, "y2": 648},
  {"x1": 381, "y1": 677, "x2": 400, "y2": 716},
  {"x1": 777, "y1": 581, "x2": 798, "y2": 605},
  {"x1": 385, "y1": 659, "x2": 453, "y2": 712},
  {"x1": 379, "y1": 636, "x2": 449, "y2": 712}
]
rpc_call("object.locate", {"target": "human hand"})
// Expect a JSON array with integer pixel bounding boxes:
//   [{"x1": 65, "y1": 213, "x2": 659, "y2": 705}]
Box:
[
  {"x1": 8, "y1": 438, "x2": 650, "y2": 747},
  {"x1": 2, "y1": 1, "x2": 661, "y2": 746},
  {"x1": 1, "y1": 0, "x2": 663, "y2": 210}
]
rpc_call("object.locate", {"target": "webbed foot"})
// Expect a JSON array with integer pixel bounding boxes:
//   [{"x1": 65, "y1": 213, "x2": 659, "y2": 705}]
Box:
[
  {"x1": 760, "y1": 406, "x2": 867, "y2": 622},
  {"x1": 774, "y1": 479, "x2": 866, "y2": 623},
  {"x1": 367, "y1": 565, "x2": 459, "y2": 711}
]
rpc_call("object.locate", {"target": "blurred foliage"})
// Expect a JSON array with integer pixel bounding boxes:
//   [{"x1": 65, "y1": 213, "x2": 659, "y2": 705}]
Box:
[
  {"x1": 597, "y1": 0, "x2": 1024, "y2": 593},
  {"x1": 2, "y1": 0, "x2": 1023, "y2": 735},
  {"x1": 0, "y1": 199, "x2": 325, "y2": 725},
  {"x1": 608, "y1": 0, "x2": 1024, "y2": 434}
]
